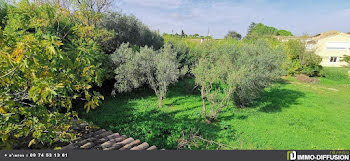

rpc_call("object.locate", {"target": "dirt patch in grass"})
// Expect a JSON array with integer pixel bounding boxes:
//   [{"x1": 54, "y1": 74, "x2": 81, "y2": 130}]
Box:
[{"x1": 296, "y1": 74, "x2": 320, "y2": 84}]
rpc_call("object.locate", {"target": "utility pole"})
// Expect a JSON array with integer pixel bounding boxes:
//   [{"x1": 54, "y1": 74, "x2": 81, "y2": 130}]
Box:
[{"x1": 207, "y1": 27, "x2": 211, "y2": 37}]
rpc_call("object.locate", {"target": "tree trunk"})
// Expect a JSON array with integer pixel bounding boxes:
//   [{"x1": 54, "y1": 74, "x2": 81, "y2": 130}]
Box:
[
  {"x1": 158, "y1": 96, "x2": 163, "y2": 108},
  {"x1": 201, "y1": 86, "x2": 206, "y2": 118}
]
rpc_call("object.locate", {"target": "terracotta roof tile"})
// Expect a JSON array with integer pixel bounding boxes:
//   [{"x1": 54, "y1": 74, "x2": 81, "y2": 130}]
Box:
[{"x1": 61, "y1": 123, "x2": 158, "y2": 150}]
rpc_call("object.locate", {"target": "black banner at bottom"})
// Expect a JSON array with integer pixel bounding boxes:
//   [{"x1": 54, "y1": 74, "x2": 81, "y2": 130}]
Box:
[{"x1": 0, "y1": 150, "x2": 349, "y2": 161}]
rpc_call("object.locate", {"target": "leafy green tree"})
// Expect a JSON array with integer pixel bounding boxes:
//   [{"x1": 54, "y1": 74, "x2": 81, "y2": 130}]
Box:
[
  {"x1": 111, "y1": 43, "x2": 181, "y2": 108},
  {"x1": 246, "y1": 22, "x2": 293, "y2": 38},
  {"x1": 224, "y1": 30, "x2": 242, "y2": 40},
  {"x1": 232, "y1": 40, "x2": 285, "y2": 107},
  {"x1": 249, "y1": 23, "x2": 278, "y2": 37},
  {"x1": 145, "y1": 44, "x2": 180, "y2": 107},
  {"x1": 163, "y1": 35, "x2": 190, "y2": 69},
  {"x1": 193, "y1": 40, "x2": 284, "y2": 122},
  {"x1": 247, "y1": 22, "x2": 257, "y2": 35},
  {"x1": 0, "y1": 0, "x2": 110, "y2": 148},
  {"x1": 283, "y1": 40, "x2": 323, "y2": 76},
  {"x1": 36, "y1": 0, "x2": 113, "y2": 14},
  {"x1": 181, "y1": 30, "x2": 186, "y2": 37},
  {"x1": 193, "y1": 43, "x2": 237, "y2": 123},
  {"x1": 110, "y1": 43, "x2": 145, "y2": 93},
  {"x1": 0, "y1": 1, "x2": 7, "y2": 28},
  {"x1": 100, "y1": 12, "x2": 163, "y2": 54},
  {"x1": 277, "y1": 30, "x2": 293, "y2": 36},
  {"x1": 342, "y1": 55, "x2": 350, "y2": 64}
]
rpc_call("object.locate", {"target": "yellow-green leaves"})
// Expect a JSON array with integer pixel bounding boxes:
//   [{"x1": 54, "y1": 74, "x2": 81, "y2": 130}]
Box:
[
  {"x1": 0, "y1": 107, "x2": 5, "y2": 114},
  {"x1": 28, "y1": 139, "x2": 36, "y2": 147},
  {"x1": 0, "y1": 0, "x2": 110, "y2": 148},
  {"x1": 83, "y1": 91, "x2": 104, "y2": 112}
]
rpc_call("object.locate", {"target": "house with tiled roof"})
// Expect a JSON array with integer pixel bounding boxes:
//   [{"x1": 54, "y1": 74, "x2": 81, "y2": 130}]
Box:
[{"x1": 277, "y1": 30, "x2": 350, "y2": 67}]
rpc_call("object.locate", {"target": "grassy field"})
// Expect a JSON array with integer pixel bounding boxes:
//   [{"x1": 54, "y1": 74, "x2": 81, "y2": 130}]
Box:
[{"x1": 79, "y1": 67, "x2": 350, "y2": 150}]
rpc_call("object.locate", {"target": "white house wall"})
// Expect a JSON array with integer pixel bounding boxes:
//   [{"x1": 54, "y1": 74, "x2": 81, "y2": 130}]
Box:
[{"x1": 312, "y1": 34, "x2": 350, "y2": 67}]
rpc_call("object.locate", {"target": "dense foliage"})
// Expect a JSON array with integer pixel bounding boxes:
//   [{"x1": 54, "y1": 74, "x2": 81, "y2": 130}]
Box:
[
  {"x1": 232, "y1": 40, "x2": 285, "y2": 107},
  {"x1": 282, "y1": 40, "x2": 323, "y2": 76},
  {"x1": 342, "y1": 55, "x2": 350, "y2": 64},
  {"x1": 80, "y1": 67, "x2": 350, "y2": 150},
  {"x1": 0, "y1": 1, "x2": 6, "y2": 28},
  {"x1": 0, "y1": 0, "x2": 110, "y2": 148},
  {"x1": 111, "y1": 43, "x2": 183, "y2": 107},
  {"x1": 193, "y1": 43, "x2": 236, "y2": 123},
  {"x1": 100, "y1": 12, "x2": 163, "y2": 54},
  {"x1": 193, "y1": 40, "x2": 285, "y2": 122},
  {"x1": 0, "y1": 0, "x2": 332, "y2": 150},
  {"x1": 224, "y1": 30, "x2": 242, "y2": 40},
  {"x1": 163, "y1": 34, "x2": 205, "y2": 74},
  {"x1": 246, "y1": 22, "x2": 293, "y2": 39},
  {"x1": 277, "y1": 30, "x2": 293, "y2": 36}
]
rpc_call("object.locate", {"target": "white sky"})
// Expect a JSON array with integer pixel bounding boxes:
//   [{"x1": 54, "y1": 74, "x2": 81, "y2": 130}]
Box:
[{"x1": 113, "y1": 0, "x2": 350, "y2": 38}]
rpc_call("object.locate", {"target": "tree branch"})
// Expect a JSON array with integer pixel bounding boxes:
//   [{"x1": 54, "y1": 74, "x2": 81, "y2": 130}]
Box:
[{"x1": 0, "y1": 66, "x2": 18, "y2": 79}]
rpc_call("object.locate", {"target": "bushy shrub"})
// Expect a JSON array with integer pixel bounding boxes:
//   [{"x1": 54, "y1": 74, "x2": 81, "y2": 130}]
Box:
[
  {"x1": 0, "y1": 1, "x2": 7, "y2": 28},
  {"x1": 110, "y1": 43, "x2": 145, "y2": 93},
  {"x1": 283, "y1": 40, "x2": 323, "y2": 77},
  {"x1": 0, "y1": 0, "x2": 110, "y2": 148},
  {"x1": 193, "y1": 40, "x2": 284, "y2": 122},
  {"x1": 232, "y1": 40, "x2": 285, "y2": 107},
  {"x1": 163, "y1": 34, "x2": 211, "y2": 76},
  {"x1": 342, "y1": 55, "x2": 350, "y2": 64},
  {"x1": 100, "y1": 12, "x2": 164, "y2": 54},
  {"x1": 193, "y1": 42, "x2": 237, "y2": 123},
  {"x1": 111, "y1": 43, "x2": 181, "y2": 107},
  {"x1": 163, "y1": 35, "x2": 193, "y2": 74}
]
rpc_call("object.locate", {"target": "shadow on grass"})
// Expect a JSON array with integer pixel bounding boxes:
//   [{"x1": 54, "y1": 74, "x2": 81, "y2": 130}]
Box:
[
  {"x1": 167, "y1": 78, "x2": 201, "y2": 97},
  {"x1": 78, "y1": 79, "x2": 222, "y2": 150},
  {"x1": 276, "y1": 77, "x2": 291, "y2": 85},
  {"x1": 252, "y1": 87, "x2": 305, "y2": 113},
  {"x1": 78, "y1": 79, "x2": 303, "y2": 149},
  {"x1": 202, "y1": 80, "x2": 305, "y2": 123}
]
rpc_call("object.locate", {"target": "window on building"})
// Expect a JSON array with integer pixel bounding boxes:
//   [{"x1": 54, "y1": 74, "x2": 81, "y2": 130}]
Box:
[
  {"x1": 326, "y1": 42, "x2": 349, "y2": 50},
  {"x1": 329, "y1": 56, "x2": 339, "y2": 63}
]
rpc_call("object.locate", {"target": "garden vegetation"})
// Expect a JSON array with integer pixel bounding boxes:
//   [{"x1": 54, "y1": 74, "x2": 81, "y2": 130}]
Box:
[
  {"x1": 0, "y1": 0, "x2": 111, "y2": 149},
  {"x1": 0, "y1": 0, "x2": 343, "y2": 150}
]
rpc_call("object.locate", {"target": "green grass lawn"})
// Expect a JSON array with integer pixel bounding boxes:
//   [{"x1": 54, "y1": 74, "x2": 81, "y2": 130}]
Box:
[{"x1": 79, "y1": 67, "x2": 350, "y2": 150}]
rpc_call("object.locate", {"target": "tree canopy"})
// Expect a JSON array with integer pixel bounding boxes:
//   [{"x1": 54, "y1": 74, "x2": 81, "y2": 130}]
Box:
[
  {"x1": 224, "y1": 30, "x2": 242, "y2": 40},
  {"x1": 0, "y1": 0, "x2": 110, "y2": 148},
  {"x1": 246, "y1": 22, "x2": 293, "y2": 38},
  {"x1": 193, "y1": 40, "x2": 285, "y2": 122},
  {"x1": 100, "y1": 12, "x2": 164, "y2": 54},
  {"x1": 111, "y1": 43, "x2": 182, "y2": 108}
]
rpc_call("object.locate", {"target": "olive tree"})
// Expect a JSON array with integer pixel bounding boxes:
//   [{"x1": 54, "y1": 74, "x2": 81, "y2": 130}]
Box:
[
  {"x1": 143, "y1": 44, "x2": 180, "y2": 107},
  {"x1": 232, "y1": 40, "x2": 285, "y2": 107},
  {"x1": 193, "y1": 40, "x2": 285, "y2": 123},
  {"x1": 110, "y1": 43, "x2": 146, "y2": 93},
  {"x1": 193, "y1": 43, "x2": 237, "y2": 123},
  {"x1": 111, "y1": 43, "x2": 180, "y2": 108}
]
